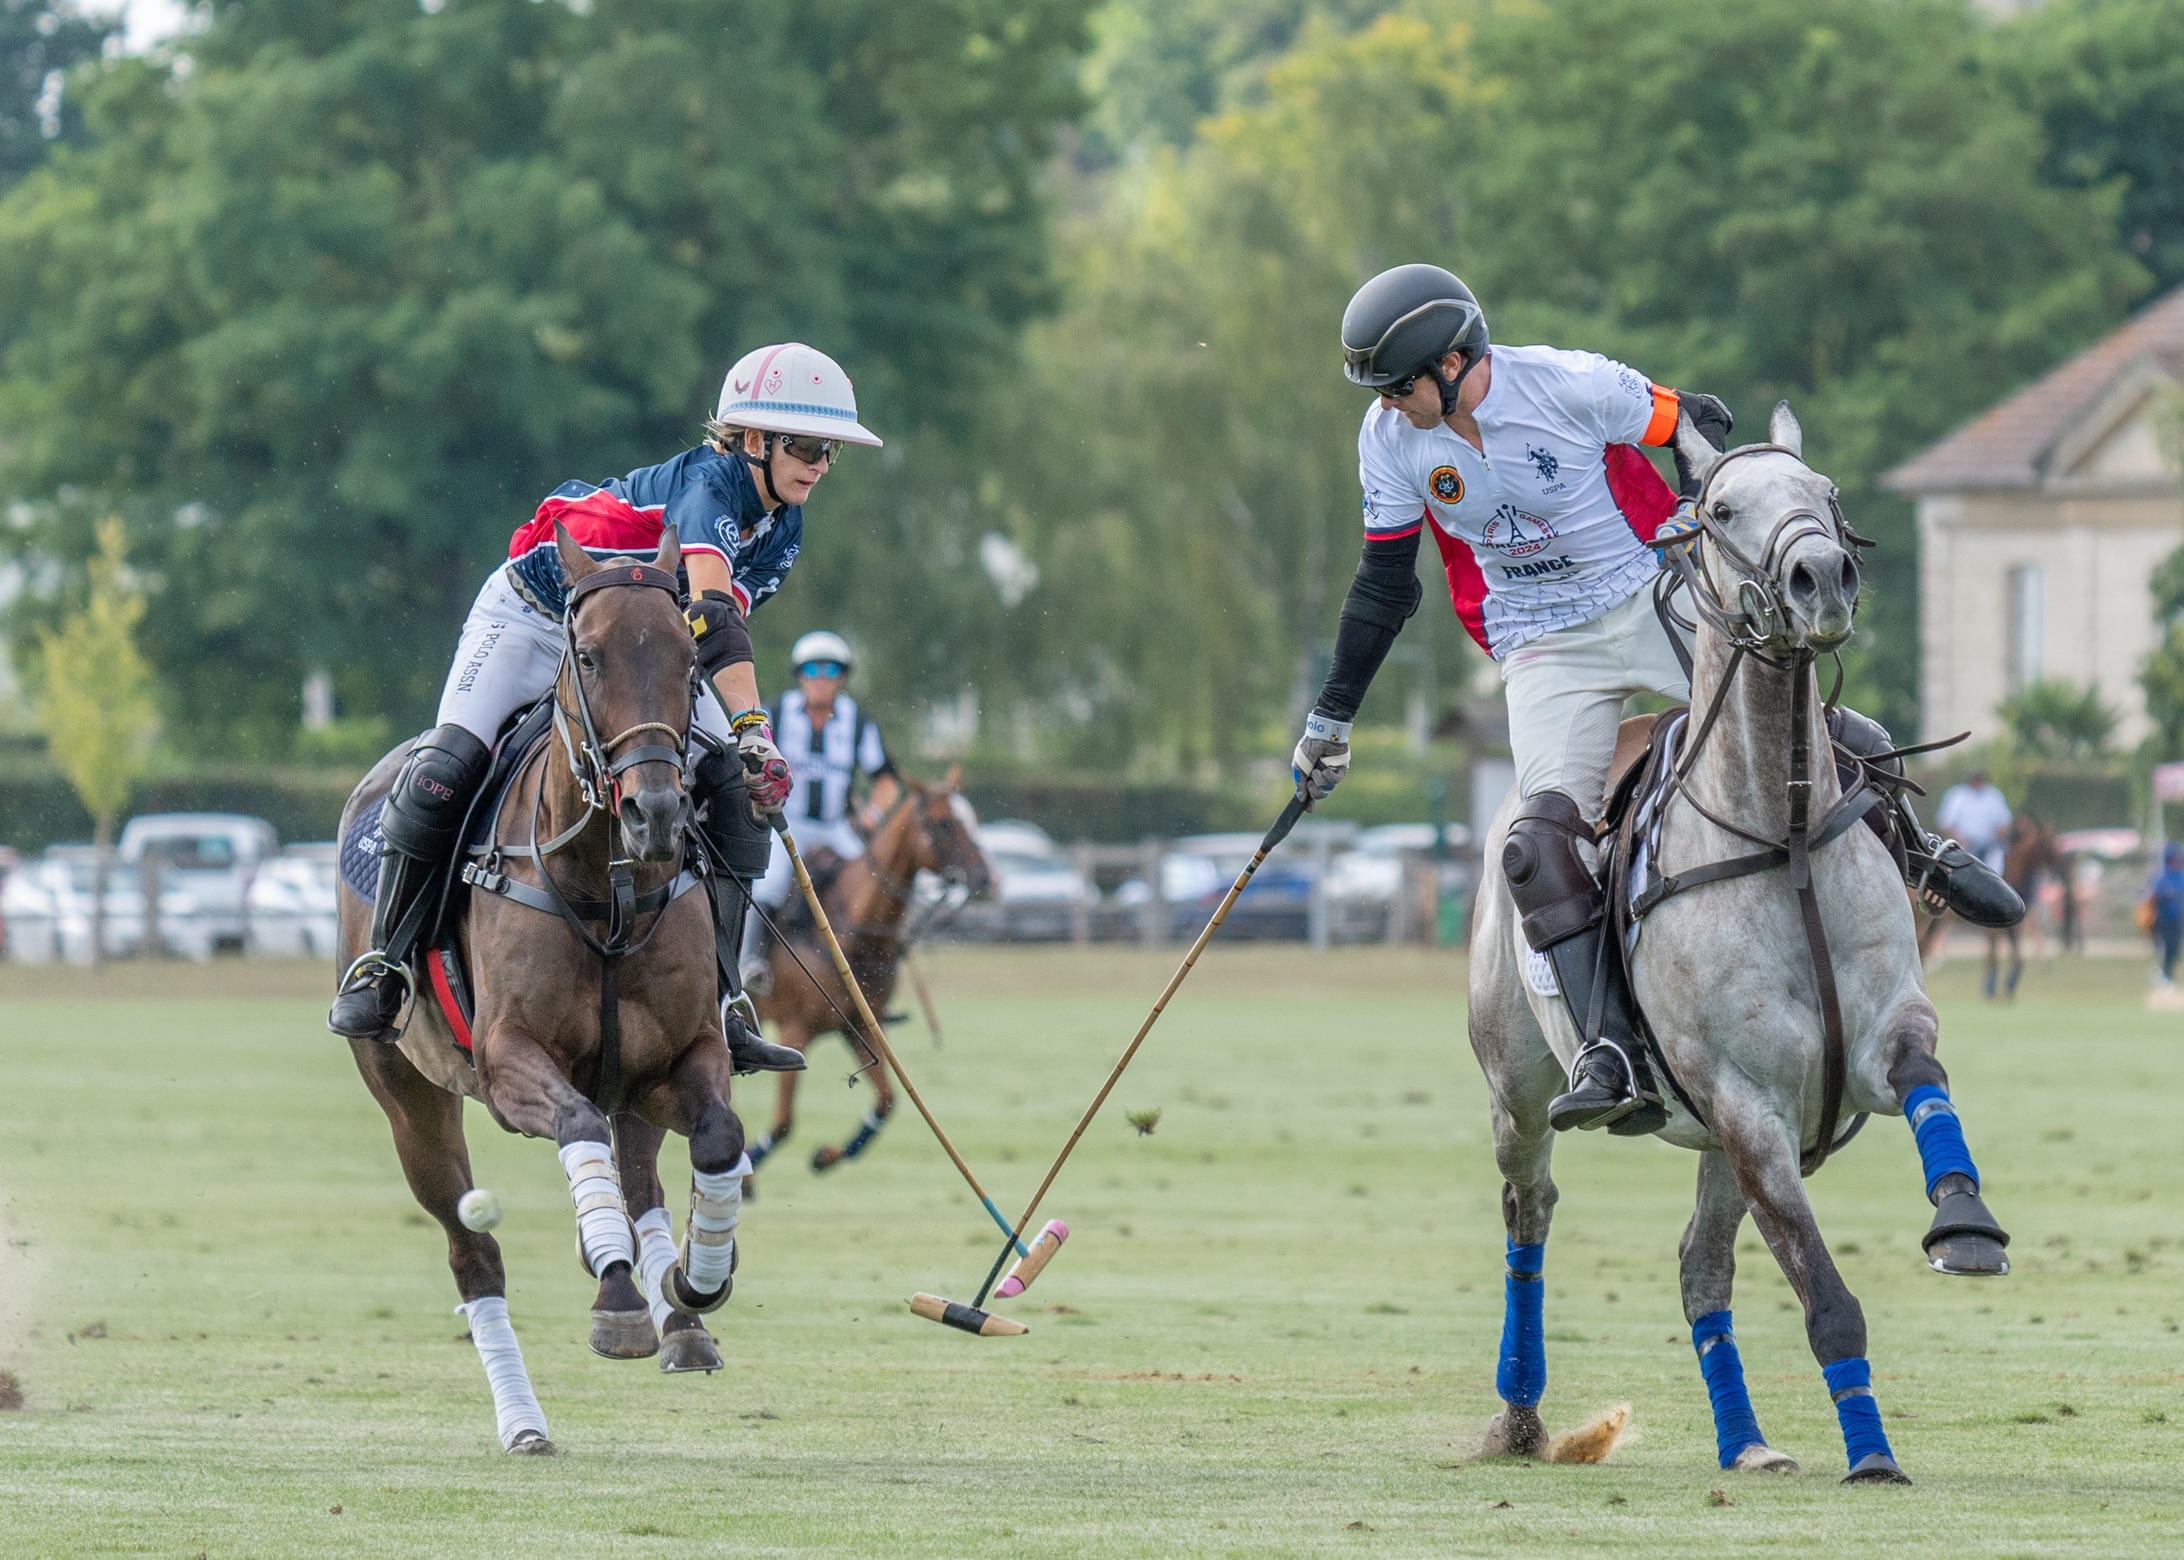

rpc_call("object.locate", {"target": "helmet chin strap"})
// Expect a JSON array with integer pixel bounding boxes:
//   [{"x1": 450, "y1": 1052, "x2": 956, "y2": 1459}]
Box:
[
  {"x1": 1434, "y1": 348, "x2": 1485, "y2": 419},
  {"x1": 740, "y1": 435, "x2": 785, "y2": 512}
]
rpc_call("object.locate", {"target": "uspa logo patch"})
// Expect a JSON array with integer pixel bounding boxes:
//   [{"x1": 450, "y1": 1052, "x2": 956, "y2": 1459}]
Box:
[{"x1": 1428, "y1": 465, "x2": 1465, "y2": 505}]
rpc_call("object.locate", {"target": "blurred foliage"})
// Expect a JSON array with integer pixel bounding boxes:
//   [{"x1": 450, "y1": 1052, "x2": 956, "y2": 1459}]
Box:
[
  {"x1": 0, "y1": 0, "x2": 1089, "y2": 757},
  {"x1": 33, "y1": 518, "x2": 157, "y2": 833},
  {"x1": 1992, "y1": 0, "x2": 2184, "y2": 293},
  {"x1": 2139, "y1": 535, "x2": 2184, "y2": 760},
  {"x1": 0, "y1": 0, "x2": 113, "y2": 192},
  {"x1": 1996, "y1": 678, "x2": 2119, "y2": 761},
  {"x1": 0, "y1": 0, "x2": 2165, "y2": 802}
]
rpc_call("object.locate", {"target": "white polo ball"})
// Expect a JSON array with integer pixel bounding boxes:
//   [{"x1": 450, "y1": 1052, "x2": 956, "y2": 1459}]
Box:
[{"x1": 458, "y1": 1188, "x2": 503, "y2": 1232}]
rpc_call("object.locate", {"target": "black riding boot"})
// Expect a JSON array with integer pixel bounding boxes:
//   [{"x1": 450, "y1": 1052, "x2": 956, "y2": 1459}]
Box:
[
  {"x1": 694, "y1": 745, "x2": 803, "y2": 1075},
  {"x1": 1502, "y1": 791, "x2": 1668, "y2": 1136},
  {"x1": 329, "y1": 725, "x2": 492, "y2": 1042},
  {"x1": 1829, "y1": 708, "x2": 2025, "y2": 929}
]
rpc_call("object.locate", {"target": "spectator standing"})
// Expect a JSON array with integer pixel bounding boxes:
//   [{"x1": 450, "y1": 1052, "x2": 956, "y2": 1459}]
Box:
[{"x1": 1936, "y1": 770, "x2": 2014, "y2": 876}]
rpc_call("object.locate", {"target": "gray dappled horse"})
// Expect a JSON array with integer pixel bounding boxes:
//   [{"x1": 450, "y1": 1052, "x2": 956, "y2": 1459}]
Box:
[{"x1": 1468, "y1": 404, "x2": 2009, "y2": 1483}]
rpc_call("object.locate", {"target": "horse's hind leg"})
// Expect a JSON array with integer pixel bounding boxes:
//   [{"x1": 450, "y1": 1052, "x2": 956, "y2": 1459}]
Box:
[
  {"x1": 352, "y1": 1040, "x2": 551, "y2": 1454},
  {"x1": 1716, "y1": 1099, "x2": 1907, "y2": 1484},
  {"x1": 616, "y1": 1112, "x2": 723, "y2": 1375},
  {"x1": 1478, "y1": 1071, "x2": 1562, "y2": 1460},
  {"x1": 747, "y1": 1025, "x2": 810, "y2": 1172},
  {"x1": 1885, "y1": 1009, "x2": 2010, "y2": 1277},
  {"x1": 1680, "y1": 1150, "x2": 1796, "y2": 1474},
  {"x1": 813, "y1": 1036, "x2": 893, "y2": 1172}
]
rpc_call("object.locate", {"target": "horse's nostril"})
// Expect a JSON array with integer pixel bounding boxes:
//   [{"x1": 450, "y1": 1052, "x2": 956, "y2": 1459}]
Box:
[
  {"x1": 1840, "y1": 555, "x2": 1859, "y2": 595},
  {"x1": 1788, "y1": 561, "x2": 1819, "y2": 602}
]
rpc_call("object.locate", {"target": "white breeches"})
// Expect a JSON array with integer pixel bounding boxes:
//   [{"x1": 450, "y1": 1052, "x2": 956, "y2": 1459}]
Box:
[
  {"x1": 753, "y1": 815, "x2": 866, "y2": 908},
  {"x1": 437, "y1": 566, "x2": 736, "y2": 752},
  {"x1": 1499, "y1": 584, "x2": 1690, "y2": 822}
]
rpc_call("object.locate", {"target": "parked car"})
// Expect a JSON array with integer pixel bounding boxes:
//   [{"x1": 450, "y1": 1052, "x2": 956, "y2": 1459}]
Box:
[
  {"x1": 118, "y1": 813, "x2": 279, "y2": 955},
  {"x1": 1323, "y1": 823, "x2": 1475, "y2": 942},
  {"x1": 4, "y1": 846, "x2": 213, "y2": 963},
  {"x1": 1145, "y1": 822, "x2": 1353, "y2": 941},
  {"x1": 928, "y1": 819, "x2": 1093, "y2": 941},
  {"x1": 247, "y1": 842, "x2": 342, "y2": 960}
]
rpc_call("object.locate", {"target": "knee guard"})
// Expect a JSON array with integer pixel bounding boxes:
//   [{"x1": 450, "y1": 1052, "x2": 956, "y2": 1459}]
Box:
[
  {"x1": 383, "y1": 724, "x2": 492, "y2": 862},
  {"x1": 694, "y1": 743, "x2": 772, "y2": 879},
  {"x1": 1501, "y1": 791, "x2": 1604, "y2": 951},
  {"x1": 1827, "y1": 705, "x2": 1902, "y2": 782}
]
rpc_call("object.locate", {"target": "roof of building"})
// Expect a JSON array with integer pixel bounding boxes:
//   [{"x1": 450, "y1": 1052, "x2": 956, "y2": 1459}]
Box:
[{"x1": 1884, "y1": 285, "x2": 2184, "y2": 493}]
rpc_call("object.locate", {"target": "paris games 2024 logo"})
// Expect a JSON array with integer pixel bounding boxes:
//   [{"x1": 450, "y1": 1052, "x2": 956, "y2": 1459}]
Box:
[{"x1": 1482, "y1": 503, "x2": 1556, "y2": 558}]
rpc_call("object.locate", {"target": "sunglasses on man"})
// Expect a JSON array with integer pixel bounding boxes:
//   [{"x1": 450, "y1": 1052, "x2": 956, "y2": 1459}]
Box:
[{"x1": 797, "y1": 660, "x2": 847, "y2": 680}]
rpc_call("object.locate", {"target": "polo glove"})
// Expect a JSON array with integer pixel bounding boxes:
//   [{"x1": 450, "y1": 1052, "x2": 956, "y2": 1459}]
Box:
[
  {"x1": 1291, "y1": 711, "x2": 1353, "y2": 804},
  {"x1": 731, "y1": 712, "x2": 793, "y2": 814}
]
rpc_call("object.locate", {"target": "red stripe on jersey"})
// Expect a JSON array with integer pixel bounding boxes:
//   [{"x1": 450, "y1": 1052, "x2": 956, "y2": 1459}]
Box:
[
  {"x1": 506, "y1": 488, "x2": 666, "y2": 560},
  {"x1": 1427, "y1": 514, "x2": 1492, "y2": 652},
  {"x1": 1641, "y1": 384, "x2": 1680, "y2": 446},
  {"x1": 1366, "y1": 520, "x2": 1424, "y2": 542},
  {"x1": 1604, "y1": 442, "x2": 1677, "y2": 542}
]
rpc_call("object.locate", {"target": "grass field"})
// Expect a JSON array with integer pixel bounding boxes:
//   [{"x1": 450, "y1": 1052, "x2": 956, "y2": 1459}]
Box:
[{"x1": 0, "y1": 945, "x2": 2180, "y2": 1558}]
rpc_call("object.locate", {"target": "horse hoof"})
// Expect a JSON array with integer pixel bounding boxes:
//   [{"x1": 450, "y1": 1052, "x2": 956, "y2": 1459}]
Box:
[
  {"x1": 811, "y1": 1146, "x2": 844, "y2": 1173},
  {"x1": 1731, "y1": 1444, "x2": 1800, "y2": 1475},
  {"x1": 659, "y1": 1315, "x2": 723, "y2": 1374},
  {"x1": 1927, "y1": 1232, "x2": 2009, "y2": 1276},
  {"x1": 588, "y1": 1306, "x2": 659, "y2": 1359},
  {"x1": 1480, "y1": 1403, "x2": 1547, "y2": 1460},
  {"x1": 1842, "y1": 1452, "x2": 1911, "y2": 1485},
  {"x1": 507, "y1": 1429, "x2": 556, "y2": 1456}
]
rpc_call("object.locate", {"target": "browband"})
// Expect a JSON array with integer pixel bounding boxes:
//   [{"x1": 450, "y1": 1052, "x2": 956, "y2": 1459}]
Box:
[{"x1": 567, "y1": 563, "x2": 682, "y2": 608}]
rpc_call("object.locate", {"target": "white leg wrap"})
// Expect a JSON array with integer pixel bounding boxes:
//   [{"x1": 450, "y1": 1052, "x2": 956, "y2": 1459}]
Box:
[
  {"x1": 632, "y1": 1205, "x2": 677, "y2": 1333},
  {"x1": 461, "y1": 1296, "x2": 548, "y2": 1449},
  {"x1": 681, "y1": 1154, "x2": 750, "y2": 1295},
  {"x1": 558, "y1": 1140, "x2": 634, "y2": 1276}
]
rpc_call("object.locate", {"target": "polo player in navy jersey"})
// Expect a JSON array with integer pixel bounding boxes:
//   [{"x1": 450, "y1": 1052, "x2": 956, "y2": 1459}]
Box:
[
  {"x1": 329, "y1": 343, "x2": 881, "y2": 1076},
  {"x1": 1291, "y1": 266, "x2": 2023, "y2": 1135}
]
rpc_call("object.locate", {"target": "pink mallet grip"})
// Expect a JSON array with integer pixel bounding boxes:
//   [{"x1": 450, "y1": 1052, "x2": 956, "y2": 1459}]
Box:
[{"x1": 992, "y1": 1220, "x2": 1070, "y2": 1299}]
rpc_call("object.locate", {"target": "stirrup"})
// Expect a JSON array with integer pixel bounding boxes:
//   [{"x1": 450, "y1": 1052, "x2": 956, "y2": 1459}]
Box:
[
  {"x1": 1549, "y1": 1041, "x2": 1651, "y2": 1133},
  {"x1": 328, "y1": 950, "x2": 414, "y2": 1041}
]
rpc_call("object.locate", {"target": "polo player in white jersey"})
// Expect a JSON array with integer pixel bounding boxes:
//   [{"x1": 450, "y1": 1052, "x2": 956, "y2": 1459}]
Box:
[
  {"x1": 738, "y1": 629, "x2": 902, "y2": 993},
  {"x1": 1292, "y1": 265, "x2": 2023, "y2": 1134}
]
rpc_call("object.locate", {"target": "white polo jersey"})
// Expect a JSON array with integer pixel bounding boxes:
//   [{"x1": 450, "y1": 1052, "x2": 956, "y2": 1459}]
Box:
[{"x1": 1359, "y1": 343, "x2": 1681, "y2": 658}]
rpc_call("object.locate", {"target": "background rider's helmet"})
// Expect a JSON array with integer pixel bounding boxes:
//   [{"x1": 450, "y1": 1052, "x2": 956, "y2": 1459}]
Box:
[
  {"x1": 790, "y1": 630, "x2": 855, "y2": 674},
  {"x1": 715, "y1": 343, "x2": 884, "y2": 447},
  {"x1": 1340, "y1": 264, "x2": 1490, "y2": 391}
]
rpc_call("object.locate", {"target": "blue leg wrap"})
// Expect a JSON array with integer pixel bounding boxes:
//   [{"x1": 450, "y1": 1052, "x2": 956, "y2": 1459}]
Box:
[
  {"x1": 1496, "y1": 1241, "x2": 1546, "y2": 1408},
  {"x1": 1822, "y1": 1356, "x2": 1893, "y2": 1468},
  {"x1": 839, "y1": 1110, "x2": 883, "y2": 1159},
  {"x1": 746, "y1": 1131, "x2": 775, "y2": 1169},
  {"x1": 1904, "y1": 1084, "x2": 1978, "y2": 1198},
  {"x1": 1692, "y1": 1311, "x2": 1766, "y2": 1468}
]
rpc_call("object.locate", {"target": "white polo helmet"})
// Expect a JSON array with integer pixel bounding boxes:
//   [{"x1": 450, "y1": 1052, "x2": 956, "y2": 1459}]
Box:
[
  {"x1": 790, "y1": 630, "x2": 854, "y2": 672},
  {"x1": 715, "y1": 343, "x2": 883, "y2": 447}
]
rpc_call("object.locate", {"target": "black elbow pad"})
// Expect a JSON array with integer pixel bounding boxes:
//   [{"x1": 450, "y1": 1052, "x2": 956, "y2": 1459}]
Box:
[{"x1": 1339, "y1": 536, "x2": 1424, "y2": 634}]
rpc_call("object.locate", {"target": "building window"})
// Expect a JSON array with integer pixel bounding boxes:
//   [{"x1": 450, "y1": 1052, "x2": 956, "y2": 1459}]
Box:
[{"x1": 2007, "y1": 563, "x2": 2043, "y2": 691}]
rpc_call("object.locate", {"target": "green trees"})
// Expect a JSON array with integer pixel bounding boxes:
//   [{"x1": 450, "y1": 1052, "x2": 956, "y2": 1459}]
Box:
[{"x1": 0, "y1": 0, "x2": 1088, "y2": 755}]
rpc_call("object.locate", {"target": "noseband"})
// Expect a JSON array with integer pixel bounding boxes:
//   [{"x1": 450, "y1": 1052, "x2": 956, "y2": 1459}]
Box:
[{"x1": 1649, "y1": 443, "x2": 1871, "y2": 660}]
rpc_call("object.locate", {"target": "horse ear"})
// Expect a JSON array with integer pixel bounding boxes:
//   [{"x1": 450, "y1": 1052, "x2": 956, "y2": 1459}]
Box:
[
  {"x1": 653, "y1": 529, "x2": 681, "y2": 574},
  {"x1": 1768, "y1": 400, "x2": 1803, "y2": 458},
  {"x1": 554, "y1": 523, "x2": 598, "y2": 588},
  {"x1": 1672, "y1": 411, "x2": 1721, "y2": 488}
]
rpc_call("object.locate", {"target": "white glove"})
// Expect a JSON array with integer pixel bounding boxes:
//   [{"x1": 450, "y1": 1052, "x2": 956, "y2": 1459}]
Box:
[{"x1": 1291, "y1": 711, "x2": 1352, "y2": 803}]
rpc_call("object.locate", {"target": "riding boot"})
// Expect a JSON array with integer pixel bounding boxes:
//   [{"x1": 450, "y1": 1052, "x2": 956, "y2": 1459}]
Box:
[
  {"x1": 692, "y1": 743, "x2": 798, "y2": 1071},
  {"x1": 1501, "y1": 791, "x2": 1667, "y2": 1136},
  {"x1": 330, "y1": 725, "x2": 491, "y2": 1041},
  {"x1": 1828, "y1": 707, "x2": 2025, "y2": 929},
  {"x1": 738, "y1": 907, "x2": 776, "y2": 998}
]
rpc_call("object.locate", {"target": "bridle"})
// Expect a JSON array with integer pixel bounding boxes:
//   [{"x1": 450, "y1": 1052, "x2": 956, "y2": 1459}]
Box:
[{"x1": 459, "y1": 559, "x2": 704, "y2": 1111}]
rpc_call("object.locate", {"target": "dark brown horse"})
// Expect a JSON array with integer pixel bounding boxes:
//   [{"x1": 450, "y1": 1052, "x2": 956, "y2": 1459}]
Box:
[
  {"x1": 1915, "y1": 814, "x2": 2060, "y2": 999},
  {"x1": 338, "y1": 529, "x2": 743, "y2": 1453},
  {"x1": 745, "y1": 775, "x2": 990, "y2": 1174}
]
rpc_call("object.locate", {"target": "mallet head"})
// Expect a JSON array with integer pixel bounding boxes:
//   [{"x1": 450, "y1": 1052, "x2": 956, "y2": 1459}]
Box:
[
  {"x1": 909, "y1": 1292, "x2": 1028, "y2": 1337},
  {"x1": 992, "y1": 1219, "x2": 1069, "y2": 1299}
]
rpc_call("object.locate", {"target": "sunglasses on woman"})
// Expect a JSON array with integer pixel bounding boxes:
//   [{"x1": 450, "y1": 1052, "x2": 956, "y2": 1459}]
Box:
[{"x1": 773, "y1": 434, "x2": 839, "y2": 465}]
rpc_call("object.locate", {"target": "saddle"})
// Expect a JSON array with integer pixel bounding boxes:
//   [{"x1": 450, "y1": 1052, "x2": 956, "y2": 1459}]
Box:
[
  {"x1": 335, "y1": 699, "x2": 562, "y2": 1055},
  {"x1": 775, "y1": 844, "x2": 847, "y2": 939}
]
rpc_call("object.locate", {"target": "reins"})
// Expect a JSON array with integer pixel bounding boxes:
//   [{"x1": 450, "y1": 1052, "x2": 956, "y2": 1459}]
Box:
[
  {"x1": 460, "y1": 561, "x2": 702, "y2": 1112},
  {"x1": 1630, "y1": 446, "x2": 1883, "y2": 1174}
]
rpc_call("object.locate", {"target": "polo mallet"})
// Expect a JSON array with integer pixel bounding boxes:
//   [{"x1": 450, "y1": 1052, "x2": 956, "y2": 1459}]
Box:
[
  {"x1": 906, "y1": 951, "x2": 946, "y2": 1049},
  {"x1": 914, "y1": 791, "x2": 1310, "y2": 1336},
  {"x1": 770, "y1": 816, "x2": 1031, "y2": 1272}
]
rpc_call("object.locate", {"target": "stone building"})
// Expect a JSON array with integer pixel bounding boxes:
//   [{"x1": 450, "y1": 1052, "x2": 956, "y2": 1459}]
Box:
[{"x1": 1885, "y1": 287, "x2": 2184, "y2": 747}]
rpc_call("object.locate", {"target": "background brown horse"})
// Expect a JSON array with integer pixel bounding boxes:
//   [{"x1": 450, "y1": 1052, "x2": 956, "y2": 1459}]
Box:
[
  {"x1": 1916, "y1": 814, "x2": 2060, "y2": 999},
  {"x1": 745, "y1": 776, "x2": 991, "y2": 1174}
]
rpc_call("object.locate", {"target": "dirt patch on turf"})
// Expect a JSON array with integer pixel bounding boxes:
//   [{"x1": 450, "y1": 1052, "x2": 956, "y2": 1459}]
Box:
[{"x1": 0, "y1": 1197, "x2": 40, "y2": 1398}]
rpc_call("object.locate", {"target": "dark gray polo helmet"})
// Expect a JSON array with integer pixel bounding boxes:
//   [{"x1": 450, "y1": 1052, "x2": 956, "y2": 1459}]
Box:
[{"x1": 1340, "y1": 264, "x2": 1489, "y2": 390}]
